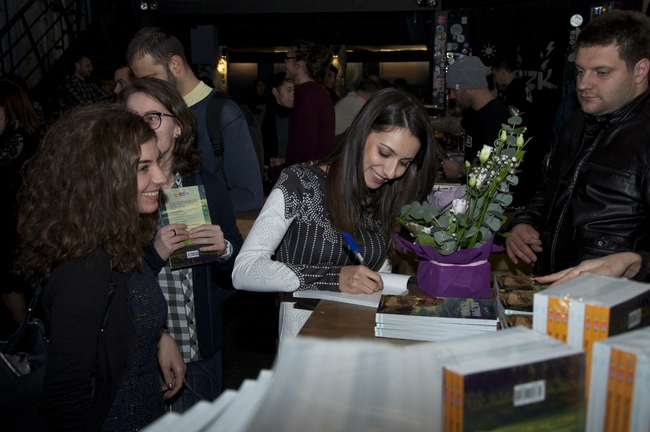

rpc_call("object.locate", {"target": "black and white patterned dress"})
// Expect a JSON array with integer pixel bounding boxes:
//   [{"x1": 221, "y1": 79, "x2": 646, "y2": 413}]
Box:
[{"x1": 233, "y1": 165, "x2": 389, "y2": 339}]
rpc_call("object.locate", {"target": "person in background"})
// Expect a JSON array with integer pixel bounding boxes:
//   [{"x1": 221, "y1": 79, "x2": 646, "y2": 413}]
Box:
[
  {"x1": 505, "y1": 10, "x2": 650, "y2": 279},
  {"x1": 334, "y1": 77, "x2": 382, "y2": 136},
  {"x1": 0, "y1": 72, "x2": 47, "y2": 135},
  {"x1": 440, "y1": 56, "x2": 509, "y2": 179},
  {"x1": 127, "y1": 27, "x2": 263, "y2": 213},
  {"x1": 491, "y1": 59, "x2": 533, "y2": 116},
  {"x1": 491, "y1": 57, "x2": 547, "y2": 208},
  {"x1": 0, "y1": 79, "x2": 41, "y2": 339},
  {"x1": 247, "y1": 77, "x2": 267, "y2": 115},
  {"x1": 267, "y1": 39, "x2": 335, "y2": 182},
  {"x1": 114, "y1": 64, "x2": 135, "y2": 95},
  {"x1": 232, "y1": 88, "x2": 437, "y2": 340},
  {"x1": 15, "y1": 104, "x2": 185, "y2": 430},
  {"x1": 120, "y1": 78, "x2": 243, "y2": 411},
  {"x1": 63, "y1": 54, "x2": 114, "y2": 108},
  {"x1": 261, "y1": 72, "x2": 294, "y2": 194},
  {"x1": 325, "y1": 64, "x2": 340, "y2": 105}
]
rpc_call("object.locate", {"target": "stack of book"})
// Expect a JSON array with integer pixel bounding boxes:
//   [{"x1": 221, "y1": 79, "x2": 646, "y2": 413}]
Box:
[
  {"x1": 144, "y1": 328, "x2": 585, "y2": 432},
  {"x1": 493, "y1": 274, "x2": 546, "y2": 328},
  {"x1": 374, "y1": 294, "x2": 498, "y2": 342},
  {"x1": 532, "y1": 273, "x2": 650, "y2": 394},
  {"x1": 441, "y1": 328, "x2": 585, "y2": 431},
  {"x1": 587, "y1": 326, "x2": 650, "y2": 432}
]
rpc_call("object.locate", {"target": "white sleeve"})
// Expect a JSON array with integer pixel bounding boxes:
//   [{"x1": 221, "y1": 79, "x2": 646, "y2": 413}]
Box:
[{"x1": 232, "y1": 188, "x2": 300, "y2": 292}]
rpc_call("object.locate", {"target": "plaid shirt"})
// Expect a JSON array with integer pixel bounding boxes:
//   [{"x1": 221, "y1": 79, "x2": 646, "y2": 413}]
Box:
[
  {"x1": 157, "y1": 175, "x2": 200, "y2": 361},
  {"x1": 64, "y1": 76, "x2": 114, "y2": 108}
]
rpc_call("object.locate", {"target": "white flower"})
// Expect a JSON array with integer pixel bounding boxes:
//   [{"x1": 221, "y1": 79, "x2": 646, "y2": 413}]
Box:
[
  {"x1": 476, "y1": 172, "x2": 488, "y2": 187},
  {"x1": 451, "y1": 198, "x2": 468, "y2": 215},
  {"x1": 479, "y1": 145, "x2": 493, "y2": 164}
]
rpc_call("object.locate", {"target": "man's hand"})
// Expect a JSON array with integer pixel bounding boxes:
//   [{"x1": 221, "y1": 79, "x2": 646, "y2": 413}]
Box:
[
  {"x1": 505, "y1": 223, "x2": 542, "y2": 264},
  {"x1": 339, "y1": 266, "x2": 384, "y2": 294},
  {"x1": 536, "y1": 252, "x2": 643, "y2": 287}
]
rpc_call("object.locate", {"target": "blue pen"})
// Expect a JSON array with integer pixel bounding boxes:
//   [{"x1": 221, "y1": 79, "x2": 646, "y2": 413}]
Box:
[{"x1": 341, "y1": 231, "x2": 367, "y2": 266}]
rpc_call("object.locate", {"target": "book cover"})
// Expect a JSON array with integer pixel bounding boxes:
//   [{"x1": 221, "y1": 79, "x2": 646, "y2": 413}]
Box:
[
  {"x1": 448, "y1": 351, "x2": 585, "y2": 431},
  {"x1": 159, "y1": 185, "x2": 219, "y2": 270},
  {"x1": 375, "y1": 295, "x2": 497, "y2": 326}
]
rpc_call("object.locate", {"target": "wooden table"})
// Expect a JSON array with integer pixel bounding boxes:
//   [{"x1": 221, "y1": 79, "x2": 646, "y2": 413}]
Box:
[{"x1": 298, "y1": 283, "x2": 428, "y2": 345}]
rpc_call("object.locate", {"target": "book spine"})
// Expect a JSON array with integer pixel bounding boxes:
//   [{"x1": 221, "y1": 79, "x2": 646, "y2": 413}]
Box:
[
  {"x1": 604, "y1": 347, "x2": 620, "y2": 432},
  {"x1": 583, "y1": 303, "x2": 595, "y2": 399},
  {"x1": 619, "y1": 350, "x2": 636, "y2": 432},
  {"x1": 533, "y1": 292, "x2": 548, "y2": 334},
  {"x1": 547, "y1": 296, "x2": 560, "y2": 341},
  {"x1": 558, "y1": 297, "x2": 570, "y2": 344},
  {"x1": 444, "y1": 367, "x2": 453, "y2": 432},
  {"x1": 586, "y1": 342, "x2": 610, "y2": 431}
]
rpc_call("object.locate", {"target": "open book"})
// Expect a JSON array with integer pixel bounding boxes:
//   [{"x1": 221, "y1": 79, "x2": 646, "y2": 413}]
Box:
[{"x1": 292, "y1": 272, "x2": 411, "y2": 308}]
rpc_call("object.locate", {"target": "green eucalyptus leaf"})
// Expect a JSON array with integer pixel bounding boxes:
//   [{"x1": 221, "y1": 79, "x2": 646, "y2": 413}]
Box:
[
  {"x1": 464, "y1": 226, "x2": 480, "y2": 239},
  {"x1": 438, "y1": 214, "x2": 450, "y2": 229},
  {"x1": 422, "y1": 205, "x2": 436, "y2": 223},
  {"x1": 418, "y1": 233, "x2": 437, "y2": 247},
  {"x1": 502, "y1": 147, "x2": 516, "y2": 158},
  {"x1": 410, "y1": 205, "x2": 424, "y2": 219},
  {"x1": 505, "y1": 135, "x2": 517, "y2": 146}
]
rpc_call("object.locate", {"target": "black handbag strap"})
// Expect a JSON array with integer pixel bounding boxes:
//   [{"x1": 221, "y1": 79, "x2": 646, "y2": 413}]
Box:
[{"x1": 21, "y1": 281, "x2": 44, "y2": 327}]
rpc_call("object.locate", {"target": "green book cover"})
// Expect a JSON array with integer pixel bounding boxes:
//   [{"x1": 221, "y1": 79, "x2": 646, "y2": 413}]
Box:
[
  {"x1": 455, "y1": 351, "x2": 585, "y2": 431},
  {"x1": 375, "y1": 294, "x2": 497, "y2": 326},
  {"x1": 159, "y1": 185, "x2": 219, "y2": 270}
]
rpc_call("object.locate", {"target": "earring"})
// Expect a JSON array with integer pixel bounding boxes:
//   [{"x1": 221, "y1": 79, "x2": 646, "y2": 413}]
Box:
[{"x1": 174, "y1": 134, "x2": 180, "y2": 139}]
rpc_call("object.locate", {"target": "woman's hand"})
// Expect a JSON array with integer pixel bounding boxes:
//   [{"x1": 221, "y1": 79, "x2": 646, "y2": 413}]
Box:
[
  {"x1": 153, "y1": 224, "x2": 189, "y2": 260},
  {"x1": 157, "y1": 331, "x2": 186, "y2": 400},
  {"x1": 339, "y1": 266, "x2": 384, "y2": 294},
  {"x1": 536, "y1": 252, "x2": 643, "y2": 287},
  {"x1": 189, "y1": 224, "x2": 227, "y2": 256}
]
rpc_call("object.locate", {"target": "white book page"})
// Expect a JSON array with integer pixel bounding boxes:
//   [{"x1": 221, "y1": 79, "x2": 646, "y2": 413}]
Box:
[{"x1": 293, "y1": 272, "x2": 411, "y2": 308}]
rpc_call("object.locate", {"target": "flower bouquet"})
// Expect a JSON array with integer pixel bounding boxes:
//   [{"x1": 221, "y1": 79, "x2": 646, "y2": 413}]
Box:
[{"x1": 395, "y1": 112, "x2": 530, "y2": 298}]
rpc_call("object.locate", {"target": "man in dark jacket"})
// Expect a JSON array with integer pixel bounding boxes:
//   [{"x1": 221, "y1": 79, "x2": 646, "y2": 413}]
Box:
[{"x1": 506, "y1": 10, "x2": 650, "y2": 278}]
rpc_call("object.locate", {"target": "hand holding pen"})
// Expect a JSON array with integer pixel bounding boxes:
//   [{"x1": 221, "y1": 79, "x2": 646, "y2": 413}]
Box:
[{"x1": 339, "y1": 231, "x2": 383, "y2": 294}]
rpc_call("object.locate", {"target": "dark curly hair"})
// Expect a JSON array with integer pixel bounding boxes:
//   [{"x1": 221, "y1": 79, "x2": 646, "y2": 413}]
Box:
[
  {"x1": 321, "y1": 88, "x2": 437, "y2": 262},
  {"x1": 119, "y1": 77, "x2": 202, "y2": 177},
  {"x1": 15, "y1": 104, "x2": 157, "y2": 285},
  {"x1": 290, "y1": 40, "x2": 332, "y2": 85}
]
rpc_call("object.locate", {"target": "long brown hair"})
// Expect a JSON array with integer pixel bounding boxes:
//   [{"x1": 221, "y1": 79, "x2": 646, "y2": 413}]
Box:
[
  {"x1": 0, "y1": 79, "x2": 40, "y2": 136},
  {"x1": 16, "y1": 104, "x2": 156, "y2": 285},
  {"x1": 322, "y1": 88, "x2": 437, "y2": 262}
]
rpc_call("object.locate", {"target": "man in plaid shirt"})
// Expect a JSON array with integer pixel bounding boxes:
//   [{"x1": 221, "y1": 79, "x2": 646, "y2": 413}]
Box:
[{"x1": 63, "y1": 55, "x2": 114, "y2": 108}]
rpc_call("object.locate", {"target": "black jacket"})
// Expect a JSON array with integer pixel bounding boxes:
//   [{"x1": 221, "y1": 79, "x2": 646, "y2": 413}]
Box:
[
  {"x1": 40, "y1": 249, "x2": 134, "y2": 431},
  {"x1": 511, "y1": 90, "x2": 650, "y2": 277}
]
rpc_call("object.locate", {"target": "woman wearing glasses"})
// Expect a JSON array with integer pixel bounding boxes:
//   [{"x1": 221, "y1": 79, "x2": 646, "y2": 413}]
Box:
[{"x1": 119, "y1": 78, "x2": 243, "y2": 412}]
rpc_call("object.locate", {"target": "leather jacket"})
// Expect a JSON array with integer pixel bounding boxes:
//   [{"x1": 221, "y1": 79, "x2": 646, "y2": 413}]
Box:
[{"x1": 511, "y1": 90, "x2": 650, "y2": 277}]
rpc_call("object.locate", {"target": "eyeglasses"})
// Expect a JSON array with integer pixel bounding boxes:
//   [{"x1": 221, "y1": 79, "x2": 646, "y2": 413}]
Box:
[
  {"x1": 142, "y1": 112, "x2": 176, "y2": 130},
  {"x1": 284, "y1": 55, "x2": 297, "y2": 62}
]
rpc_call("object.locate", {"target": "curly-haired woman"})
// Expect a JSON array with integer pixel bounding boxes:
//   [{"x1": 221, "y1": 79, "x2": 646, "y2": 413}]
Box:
[{"x1": 14, "y1": 104, "x2": 185, "y2": 431}]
